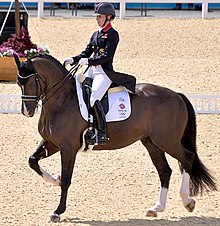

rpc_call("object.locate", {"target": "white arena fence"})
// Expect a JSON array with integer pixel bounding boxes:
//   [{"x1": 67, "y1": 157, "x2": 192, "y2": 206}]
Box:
[
  {"x1": 2, "y1": 0, "x2": 220, "y2": 19},
  {"x1": 0, "y1": 94, "x2": 219, "y2": 114}
]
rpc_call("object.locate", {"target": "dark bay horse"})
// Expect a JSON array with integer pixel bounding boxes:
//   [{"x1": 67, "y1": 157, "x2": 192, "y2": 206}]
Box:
[{"x1": 14, "y1": 54, "x2": 217, "y2": 222}]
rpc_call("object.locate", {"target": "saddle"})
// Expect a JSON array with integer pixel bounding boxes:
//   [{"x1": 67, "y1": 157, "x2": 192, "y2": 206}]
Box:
[
  {"x1": 77, "y1": 74, "x2": 129, "y2": 122},
  {"x1": 76, "y1": 74, "x2": 131, "y2": 151}
]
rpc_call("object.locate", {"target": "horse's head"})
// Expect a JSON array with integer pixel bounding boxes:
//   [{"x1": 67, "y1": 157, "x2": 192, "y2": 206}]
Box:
[
  {"x1": 14, "y1": 54, "x2": 42, "y2": 117},
  {"x1": 14, "y1": 53, "x2": 74, "y2": 117}
]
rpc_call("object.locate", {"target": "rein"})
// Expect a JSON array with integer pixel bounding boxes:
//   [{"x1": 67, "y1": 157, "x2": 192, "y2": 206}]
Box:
[{"x1": 41, "y1": 64, "x2": 80, "y2": 104}]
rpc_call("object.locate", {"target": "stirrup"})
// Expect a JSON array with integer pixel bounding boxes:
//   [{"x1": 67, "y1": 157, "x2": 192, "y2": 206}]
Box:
[
  {"x1": 84, "y1": 128, "x2": 96, "y2": 143},
  {"x1": 84, "y1": 129, "x2": 107, "y2": 145},
  {"x1": 96, "y1": 133, "x2": 107, "y2": 145}
]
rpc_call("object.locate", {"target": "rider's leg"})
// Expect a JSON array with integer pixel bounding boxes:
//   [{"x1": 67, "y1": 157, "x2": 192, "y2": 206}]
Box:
[
  {"x1": 86, "y1": 100, "x2": 107, "y2": 145},
  {"x1": 86, "y1": 65, "x2": 111, "y2": 145},
  {"x1": 90, "y1": 65, "x2": 112, "y2": 107}
]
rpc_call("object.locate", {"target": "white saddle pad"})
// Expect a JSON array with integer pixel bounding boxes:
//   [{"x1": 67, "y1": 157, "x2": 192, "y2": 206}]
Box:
[{"x1": 75, "y1": 74, "x2": 131, "y2": 122}]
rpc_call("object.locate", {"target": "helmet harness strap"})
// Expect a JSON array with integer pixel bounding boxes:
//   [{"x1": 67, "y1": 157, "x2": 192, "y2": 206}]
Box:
[{"x1": 101, "y1": 15, "x2": 110, "y2": 28}]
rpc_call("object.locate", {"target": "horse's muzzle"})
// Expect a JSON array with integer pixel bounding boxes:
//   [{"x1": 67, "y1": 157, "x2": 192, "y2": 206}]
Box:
[{"x1": 22, "y1": 101, "x2": 36, "y2": 117}]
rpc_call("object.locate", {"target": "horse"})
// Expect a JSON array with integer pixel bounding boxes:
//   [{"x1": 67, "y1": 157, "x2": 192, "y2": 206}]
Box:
[{"x1": 14, "y1": 54, "x2": 217, "y2": 222}]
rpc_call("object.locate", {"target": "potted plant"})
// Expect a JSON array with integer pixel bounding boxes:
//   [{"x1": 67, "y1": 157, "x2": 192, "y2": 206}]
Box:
[{"x1": 0, "y1": 27, "x2": 49, "y2": 81}]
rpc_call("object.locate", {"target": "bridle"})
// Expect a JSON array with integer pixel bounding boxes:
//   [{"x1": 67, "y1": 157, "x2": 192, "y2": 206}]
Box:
[
  {"x1": 18, "y1": 64, "x2": 80, "y2": 106},
  {"x1": 18, "y1": 72, "x2": 43, "y2": 104}
]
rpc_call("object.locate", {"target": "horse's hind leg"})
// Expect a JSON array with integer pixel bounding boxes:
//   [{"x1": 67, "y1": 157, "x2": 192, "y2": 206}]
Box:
[
  {"x1": 141, "y1": 138, "x2": 172, "y2": 217},
  {"x1": 29, "y1": 139, "x2": 60, "y2": 186},
  {"x1": 180, "y1": 169, "x2": 195, "y2": 212},
  {"x1": 153, "y1": 137, "x2": 196, "y2": 213}
]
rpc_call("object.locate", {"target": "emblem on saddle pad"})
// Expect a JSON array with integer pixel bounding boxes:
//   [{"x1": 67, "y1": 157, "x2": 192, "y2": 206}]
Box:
[{"x1": 119, "y1": 103, "x2": 125, "y2": 109}]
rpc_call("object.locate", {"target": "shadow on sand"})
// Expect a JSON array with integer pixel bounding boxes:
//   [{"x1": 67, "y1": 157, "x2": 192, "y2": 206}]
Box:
[{"x1": 61, "y1": 216, "x2": 220, "y2": 226}]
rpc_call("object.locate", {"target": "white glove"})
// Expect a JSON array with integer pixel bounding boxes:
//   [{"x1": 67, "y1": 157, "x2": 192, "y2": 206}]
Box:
[
  {"x1": 63, "y1": 57, "x2": 74, "y2": 66},
  {"x1": 79, "y1": 58, "x2": 88, "y2": 66}
]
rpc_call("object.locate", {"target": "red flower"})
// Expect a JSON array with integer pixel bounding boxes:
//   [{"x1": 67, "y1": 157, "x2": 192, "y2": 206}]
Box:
[{"x1": 0, "y1": 26, "x2": 37, "y2": 57}]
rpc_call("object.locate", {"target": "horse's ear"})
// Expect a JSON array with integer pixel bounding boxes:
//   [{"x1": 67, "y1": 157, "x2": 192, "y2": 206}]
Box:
[
  {"x1": 26, "y1": 59, "x2": 34, "y2": 71},
  {"x1": 13, "y1": 54, "x2": 20, "y2": 68}
]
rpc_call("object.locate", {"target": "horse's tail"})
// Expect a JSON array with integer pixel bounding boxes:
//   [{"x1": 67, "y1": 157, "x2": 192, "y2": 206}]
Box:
[{"x1": 178, "y1": 93, "x2": 217, "y2": 196}]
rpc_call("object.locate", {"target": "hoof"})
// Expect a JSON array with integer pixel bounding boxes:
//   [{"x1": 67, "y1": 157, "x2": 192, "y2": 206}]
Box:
[
  {"x1": 146, "y1": 209, "x2": 157, "y2": 217},
  {"x1": 185, "y1": 199, "x2": 196, "y2": 212},
  {"x1": 50, "y1": 213, "x2": 61, "y2": 222}
]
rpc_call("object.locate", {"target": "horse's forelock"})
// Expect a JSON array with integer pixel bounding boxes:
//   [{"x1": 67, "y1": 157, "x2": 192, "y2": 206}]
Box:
[
  {"x1": 19, "y1": 59, "x2": 35, "y2": 75},
  {"x1": 17, "y1": 60, "x2": 36, "y2": 85}
]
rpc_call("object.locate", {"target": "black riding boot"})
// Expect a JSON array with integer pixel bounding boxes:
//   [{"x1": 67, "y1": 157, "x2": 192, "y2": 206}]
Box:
[{"x1": 85, "y1": 100, "x2": 107, "y2": 145}]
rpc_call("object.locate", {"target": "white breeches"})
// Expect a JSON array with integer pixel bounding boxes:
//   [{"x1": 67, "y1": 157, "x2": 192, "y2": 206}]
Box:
[{"x1": 84, "y1": 65, "x2": 112, "y2": 107}]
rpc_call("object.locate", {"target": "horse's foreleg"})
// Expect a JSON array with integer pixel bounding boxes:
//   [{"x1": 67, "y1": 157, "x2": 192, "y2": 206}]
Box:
[
  {"x1": 141, "y1": 138, "x2": 172, "y2": 217},
  {"x1": 50, "y1": 144, "x2": 77, "y2": 222},
  {"x1": 147, "y1": 187, "x2": 168, "y2": 217},
  {"x1": 180, "y1": 170, "x2": 196, "y2": 212},
  {"x1": 29, "y1": 139, "x2": 60, "y2": 186}
]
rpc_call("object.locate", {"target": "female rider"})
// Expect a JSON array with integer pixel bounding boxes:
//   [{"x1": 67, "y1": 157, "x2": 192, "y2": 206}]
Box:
[{"x1": 64, "y1": 2, "x2": 136, "y2": 145}]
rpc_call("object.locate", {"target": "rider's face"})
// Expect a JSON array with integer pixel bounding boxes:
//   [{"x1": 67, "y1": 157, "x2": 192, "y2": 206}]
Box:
[{"x1": 96, "y1": 14, "x2": 107, "y2": 27}]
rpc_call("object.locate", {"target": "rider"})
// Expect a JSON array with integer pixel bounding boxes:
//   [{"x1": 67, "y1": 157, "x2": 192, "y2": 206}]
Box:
[{"x1": 64, "y1": 2, "x2": 136, "y2": 145}]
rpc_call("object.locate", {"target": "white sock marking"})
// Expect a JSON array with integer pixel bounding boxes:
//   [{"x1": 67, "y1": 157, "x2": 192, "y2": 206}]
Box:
[
  {"x1": 149, "y1": 187, "x2": 168, "y2": 212},
  {"x1": 40, "y1": 167, "x2": 60, "y2": 186},
  {"x1": 180, "y1": 170, "x2": 192, "y2": 207}
]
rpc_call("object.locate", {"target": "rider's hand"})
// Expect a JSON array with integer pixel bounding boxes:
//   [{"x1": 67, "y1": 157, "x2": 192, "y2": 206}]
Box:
[
  {"x1": 63, "y1": 57, "x2": 74, "y2": 67},
  {"x1": 79, "y1": 58, "x2": 88, "y2": 66}
]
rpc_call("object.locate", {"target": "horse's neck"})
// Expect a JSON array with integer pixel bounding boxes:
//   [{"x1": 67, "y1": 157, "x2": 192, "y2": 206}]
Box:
[
  {"x1": 34, "y1": 57, "x2": 77, "y2": 109},
  {"x1": 47, "y1": 76, "x2": 76, "y2": 101},
  {"x1": 41, "y1": 70, "x2": 76, "y2": 108},
  {"x1": 41, "y1": 80, "x2": 77, "y2": 118}
]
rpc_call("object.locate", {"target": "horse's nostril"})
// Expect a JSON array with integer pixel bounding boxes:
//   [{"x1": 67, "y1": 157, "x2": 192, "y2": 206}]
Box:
[{"x1": 28, "y1": 109, "x2": 35, "y2": 117}]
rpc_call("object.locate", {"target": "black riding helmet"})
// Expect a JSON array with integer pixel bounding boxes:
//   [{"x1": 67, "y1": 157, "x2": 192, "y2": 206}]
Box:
[{"x1": 94, "y1": 2, "x2": 116, "y2": 20}]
